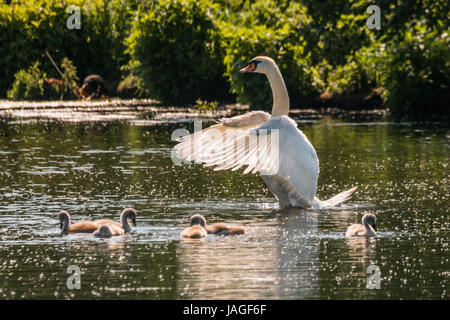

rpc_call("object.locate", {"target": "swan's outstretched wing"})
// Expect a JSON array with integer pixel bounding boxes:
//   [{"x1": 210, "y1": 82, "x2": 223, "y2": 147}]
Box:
[
  {"x1": 176, "y1": 112, "x2": 317, "y2": 182},
  {"x1": 174, "y1": 111, "x2": 278, "y2": 173},
  {"x1": 175, "y1": 113, "x2": 319, "y2": 206}
]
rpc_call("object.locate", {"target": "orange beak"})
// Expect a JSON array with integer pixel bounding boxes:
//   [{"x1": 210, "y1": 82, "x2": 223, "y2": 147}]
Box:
[{"x1": 240, "y1": 63, "x2": 255, "y2": 73}]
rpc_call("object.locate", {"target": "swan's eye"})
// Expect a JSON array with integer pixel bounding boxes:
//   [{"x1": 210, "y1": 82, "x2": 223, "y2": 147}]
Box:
[
  {"x1": 250, "y1": 60, "x2": 261, "y2": 69},
  {"x1": 240, "y1": 60, "x2": 261, "y2": 73},
  {"x1": 244, "y1": 62, "x2": 256, "y2": 72}
]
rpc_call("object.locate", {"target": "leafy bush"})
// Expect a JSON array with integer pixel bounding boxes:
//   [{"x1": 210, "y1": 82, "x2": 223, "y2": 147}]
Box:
[
  {"x1": 7, "y1": 61, "x2": 46, "y2": 100},
  {"x1": 193, "y1": 99, "x2": 218, "y2": 113},
  {"x1": 381, "y1": 23, "x2": 449, "y2": 121},
  {"x1": 127, "y1": 0, "x2": 231, "y2": 105},
  {"x1": 0, "y1": 0, "x2": 131, "y2": 96},
  {"x1": 59, "y1": 57, "x2": 79, "y2": 98},
  {"x1": 49, "y1": 57, "x2": 79, "y2": 99},
  {"x1": 301, "y1": 0, "x2": 372, "y2": 66},
  {"x1": 117, "y1": 74, "x2": 149, "y2": 98},
  {"x1": 7, "y1": 57, "x2": 79, "y2": 100},
  {"x1": 326, "y1": 40, "x2": 383, "y2": 95}
]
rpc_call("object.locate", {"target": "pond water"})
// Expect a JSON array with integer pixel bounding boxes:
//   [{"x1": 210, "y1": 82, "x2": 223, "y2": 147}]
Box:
[{"x1": 0, "y1": 117, "x2": 448, "y2": 299}]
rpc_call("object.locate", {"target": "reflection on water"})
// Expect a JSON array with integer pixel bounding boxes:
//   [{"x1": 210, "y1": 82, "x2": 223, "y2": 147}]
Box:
[
  {"x1": 177, "y1": 209, "x2": 319, "y2": 299},
  {"x1": 0, "y1": 119, "x2": 448, "y2": 299}
]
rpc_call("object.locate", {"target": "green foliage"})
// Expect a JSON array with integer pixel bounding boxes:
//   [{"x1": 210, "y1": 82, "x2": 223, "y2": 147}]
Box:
[
  {"x1": 0, "y1": 0, "x2": 132, "y2": 96},
  {"x1": 192, "y1": 99, "x2": 218, "y2": 113},
  {"x1": 301, "y1": 0, "x2": 372, "y2": 66},
  {"x1": 7, "y1": 57, "x2": 79, "y2": 100},
  {"x1": 117, "y1": 74, "x2": 149, "y2": 98},
  {"x1": 127, "y1": 0, "x2": 230, "y2": 105},
  {"x1": 381, "y1": 23, "x2": 449, "y2": 121},
  {"x1": 326, "y1": 40, "x2": 383, "y2": 95},
  {"x1": 303, "y1": 0, "x2": 449, "y2": 119},
  {"x1": 59, "y1": 57, "x2": 79, "y2": 97},
  {"x1": 7, "y1": 61, "x2": 46, "y2": 100},
  {"x1": 1, "y1": 0, "x2": 449, "y2": 120}
]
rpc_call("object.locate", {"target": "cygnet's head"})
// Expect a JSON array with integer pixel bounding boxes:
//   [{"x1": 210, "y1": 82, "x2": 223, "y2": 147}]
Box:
[
  {"x1": 93, "y1": 225, "x2": 112, "y2": 238},
  {"x1": 362, "y1": 213, "x2": 377, "y2": 232},
  {"x1": 121, "y1": 208, "x2": 137, "y2": 227},
  {"x1": 239, "y1": 56, "x2": 277, "y2": 75},
  {"x1": 57, "y1": 210, "x2": 70, "y2": 229},
  {"x1": 190, "y1": 214, "x2": 206, "y2": 228}
]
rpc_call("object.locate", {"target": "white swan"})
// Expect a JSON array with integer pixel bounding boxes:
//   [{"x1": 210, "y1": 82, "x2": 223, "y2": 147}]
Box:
[{"x1": 175, "y1": 56, "x2": 357, "y2": 209}]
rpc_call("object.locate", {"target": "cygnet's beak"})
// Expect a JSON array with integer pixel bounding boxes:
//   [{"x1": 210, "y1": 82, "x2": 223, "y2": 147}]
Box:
[
  {"x1": 132, "y1": 219, "x2": 137, "y2": 227},
  {"x1": 368, "y1": 224, "x2": 377, "y2": 234},
  {"x1": 371, "y1": 223, "x2": 377, "y2": 232}
]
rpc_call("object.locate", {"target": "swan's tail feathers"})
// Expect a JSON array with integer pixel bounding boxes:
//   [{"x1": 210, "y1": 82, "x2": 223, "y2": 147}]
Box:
[{"x1": 317, "y1": 186, "x2": 358, "y2": 209}]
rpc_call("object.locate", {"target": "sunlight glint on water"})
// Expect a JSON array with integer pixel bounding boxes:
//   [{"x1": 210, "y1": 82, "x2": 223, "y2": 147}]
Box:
[{"x1": 0, "y1": 119, "x2": 448, "y2": 299}]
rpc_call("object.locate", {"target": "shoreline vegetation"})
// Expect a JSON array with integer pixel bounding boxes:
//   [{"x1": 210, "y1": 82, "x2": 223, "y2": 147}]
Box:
[{"x1": 1, "y1": 0, "x2": 448, "y2": 122}]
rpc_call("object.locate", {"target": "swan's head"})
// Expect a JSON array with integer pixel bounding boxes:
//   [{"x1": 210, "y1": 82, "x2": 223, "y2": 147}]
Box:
[
  {"x1": 190, "y1": 214, "x2": 206, "y2": 228},
  {"x1": 57, "y1": 210, "x2": 70, "y2": 229},
  {"x1": 121, "y1": 208, "x2": 137, "y2": 226},
  {"x1": 362, "y1": 213, "x2": 377, "y2": 233},
  {"x1": 240, "y1": 56, "x2": 277, "y2": 75}
]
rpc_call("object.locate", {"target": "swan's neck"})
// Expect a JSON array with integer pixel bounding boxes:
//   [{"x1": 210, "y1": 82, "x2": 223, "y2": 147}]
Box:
[
  {"x1": 266, "y1": 65, "x2": 289, "y2": 117},
  {"x1": 120, "y1": 213, "x2": 131, "y2": 232}
]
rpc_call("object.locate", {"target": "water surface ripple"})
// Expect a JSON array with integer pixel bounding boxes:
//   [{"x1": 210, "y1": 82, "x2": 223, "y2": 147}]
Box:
[{"x1": 0, "y1": 120, "x2": 448, "y2": 299}]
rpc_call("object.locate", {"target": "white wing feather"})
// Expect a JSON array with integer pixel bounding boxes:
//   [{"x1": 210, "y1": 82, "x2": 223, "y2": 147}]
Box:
[
  {"x1": 175, "y1": 111, "x2": 272, "y2": 171},
  {"x1": 174, "y1": 112, "x2": 320, "y2": 207}
]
